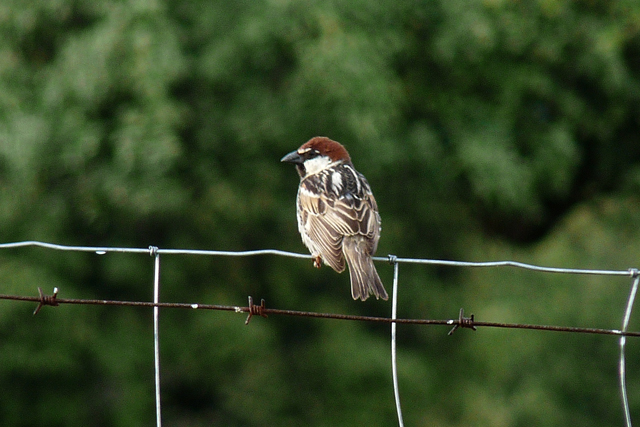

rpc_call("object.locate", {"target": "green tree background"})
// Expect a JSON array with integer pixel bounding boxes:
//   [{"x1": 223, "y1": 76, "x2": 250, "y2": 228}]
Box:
[{"x1": 1, "y1": 0, "x2": 640, "y2": 425}]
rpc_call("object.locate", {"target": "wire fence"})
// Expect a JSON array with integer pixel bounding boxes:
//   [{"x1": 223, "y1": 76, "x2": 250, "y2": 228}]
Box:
[{"x1": 0, "y1": 240, "x2": 638, "y2": 426}]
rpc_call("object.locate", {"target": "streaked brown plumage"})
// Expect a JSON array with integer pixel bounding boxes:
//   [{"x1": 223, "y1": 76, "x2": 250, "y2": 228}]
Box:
[{"x1": 281, "y1": 137, "x2": 388, "y2": 301}]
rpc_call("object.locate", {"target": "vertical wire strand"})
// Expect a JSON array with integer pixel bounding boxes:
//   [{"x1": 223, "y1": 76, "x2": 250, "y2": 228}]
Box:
[
  {"x1": 620, "y1": 271, "x2": 639, "y2": 427},
  {"x1": 390, "y1": 258, "x2": 405, "y2": 427},
  {"x1": 152, "y1": 251, "x2": 162, "y2": 427}
]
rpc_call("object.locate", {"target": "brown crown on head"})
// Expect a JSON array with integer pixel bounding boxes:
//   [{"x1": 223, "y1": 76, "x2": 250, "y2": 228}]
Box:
[{"x1": 300, "y1": 137, "x2": 351, "y2": 162}]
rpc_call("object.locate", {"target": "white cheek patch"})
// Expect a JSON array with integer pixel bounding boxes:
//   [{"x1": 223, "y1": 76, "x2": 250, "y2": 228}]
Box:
[{"x1": 303, "y1": 156, "x2": 333, "y2": 175}]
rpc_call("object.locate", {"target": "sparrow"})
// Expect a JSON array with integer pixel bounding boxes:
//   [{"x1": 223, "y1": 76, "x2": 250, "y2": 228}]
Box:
[{"x1": 281, "y1": 137, "x2": 388, "y2": 301}]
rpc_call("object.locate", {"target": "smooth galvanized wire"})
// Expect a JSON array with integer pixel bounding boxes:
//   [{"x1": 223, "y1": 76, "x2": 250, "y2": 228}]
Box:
[
  {"x1": 151, "y1": 248, "x2": 162, "y2": 427},
  {"x1": 390, "y1": 258, "x2": 405, "y2": 427},
  {"x1": 0, "y1": 241, "x2": 632, "y2": 275},
  {"x1": 620, "y1": 271, "x2": 639, "y2": 427}
]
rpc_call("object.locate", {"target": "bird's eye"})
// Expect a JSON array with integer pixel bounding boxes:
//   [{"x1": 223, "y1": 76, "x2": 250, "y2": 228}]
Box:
[
  {"x1": 305, "y1": 149, "x2": 320, "y2": 159},
  {"x1": 297, "y1": 147, "x2": 320, "y2": 160}
]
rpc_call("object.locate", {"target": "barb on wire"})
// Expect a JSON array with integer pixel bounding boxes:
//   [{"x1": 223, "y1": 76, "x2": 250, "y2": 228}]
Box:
[
  {"x1": 245, "y1": 296, "x2": 268, "y2": 325},
  {"x1": 33, "y1": 287, "x2": 59, "y2": 315},
  {"x1": 448, "y1": 308, "x2": 476, "y2": 335}
]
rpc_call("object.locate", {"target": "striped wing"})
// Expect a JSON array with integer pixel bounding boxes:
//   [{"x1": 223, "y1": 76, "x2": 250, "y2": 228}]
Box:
[{"x1": 297, "y1": 168, "x2": 380, "y2": 273}]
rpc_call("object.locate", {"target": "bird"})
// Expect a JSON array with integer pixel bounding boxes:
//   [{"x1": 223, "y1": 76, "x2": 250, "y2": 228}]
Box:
[{"x1": 281, "y1": 136, "x2": 388, "y2": 301}]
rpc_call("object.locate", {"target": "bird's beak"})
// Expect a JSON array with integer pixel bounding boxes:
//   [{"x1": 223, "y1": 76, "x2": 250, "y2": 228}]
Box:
[{"x1": 281, "y1": 150, "x2": 304, "y2": 164}]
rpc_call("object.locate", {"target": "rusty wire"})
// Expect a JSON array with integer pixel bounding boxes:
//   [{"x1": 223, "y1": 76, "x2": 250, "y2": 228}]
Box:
[{"x1": 1, "y1": 289, "x2": 639, "y2": 337}]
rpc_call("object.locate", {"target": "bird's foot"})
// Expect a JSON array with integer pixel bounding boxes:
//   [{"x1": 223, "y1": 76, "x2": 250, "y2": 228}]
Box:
[{"x1": 313, "y1": 255, "x2": 322, "y2": 269}]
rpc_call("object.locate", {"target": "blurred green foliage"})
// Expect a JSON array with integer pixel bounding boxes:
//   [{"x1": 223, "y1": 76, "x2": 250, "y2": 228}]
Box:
[{"x1": 1, "y1": 0, "x2": 640, "y2": 425}]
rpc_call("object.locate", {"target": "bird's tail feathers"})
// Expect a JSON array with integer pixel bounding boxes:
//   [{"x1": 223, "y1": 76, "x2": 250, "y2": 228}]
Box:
[{"x1": 343, "y1": 239, "x2": 388, "y2": 301}]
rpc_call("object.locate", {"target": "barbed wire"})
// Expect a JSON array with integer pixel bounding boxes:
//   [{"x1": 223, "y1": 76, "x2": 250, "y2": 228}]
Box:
[
  {"x1": 2, "y1": 290, "x2": 640, "y2": 337},
  {"x1": 0, "y1": 240, "x2": 637, "y2": 427}
]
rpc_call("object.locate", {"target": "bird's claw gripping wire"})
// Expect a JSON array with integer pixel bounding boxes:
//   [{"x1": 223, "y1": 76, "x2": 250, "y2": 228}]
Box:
[{"x1": 448, "y1": 308, "x2": 476, "y2": 335}]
